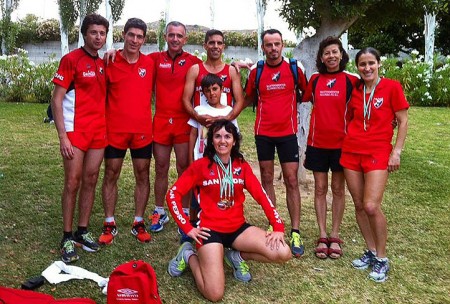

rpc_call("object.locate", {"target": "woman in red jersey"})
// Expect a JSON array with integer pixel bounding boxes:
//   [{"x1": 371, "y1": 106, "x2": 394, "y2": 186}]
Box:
[
  {"x1": 341, "y1": 47, "x2": 409, "y2": 283},
  {"x1": 166, "y1": 120, "x2": 291, "y2": 302},
  {"x1": 303, "y1": 36, "x2": 359, "y2": 259}
]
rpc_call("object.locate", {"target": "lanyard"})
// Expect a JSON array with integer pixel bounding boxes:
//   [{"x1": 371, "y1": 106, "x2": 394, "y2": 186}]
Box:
[
  {"x1": 214, "y1": 154, "x2": 234, "y2": 201},
  {"x1": 363, "y1": 77, "x2": 380, "y2": 131}
]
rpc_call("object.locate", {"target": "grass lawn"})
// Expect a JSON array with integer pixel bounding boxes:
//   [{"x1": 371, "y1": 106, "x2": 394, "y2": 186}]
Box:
[{"x1": 0, "y1": 102, "x2": 449, "y2": 303}]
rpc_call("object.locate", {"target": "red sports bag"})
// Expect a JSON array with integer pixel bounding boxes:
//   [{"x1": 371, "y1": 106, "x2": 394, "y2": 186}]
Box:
[
  {"x1": 0, "y1": 286, "x2": 95, "y2": 303},
  {"x1": 107, "y1": 260, "x2": 161, "y2": 304}
]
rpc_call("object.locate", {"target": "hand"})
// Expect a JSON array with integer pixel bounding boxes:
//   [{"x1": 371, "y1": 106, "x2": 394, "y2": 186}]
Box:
[
  {"x1": 388, "y1": 150, "x2": 401, "y2": 172},
  {"x1": 265, "y1": 231, "x2": 286, "y2": 250},
  {"x1": 231, "y1": 60, "x2": 252, "y2": 73},
  {"x1": 196, "y1": 114, "x2": 214, "y2": 127},
  {"x1": 103, "y1": 48, "x2": 117, "y2": 65},
  {"x1": 59, "y1": 136, "x2": 74, "y2": 160},
  {"x1": 188, "y1": 226, "x2": 211, "y2": 245}
]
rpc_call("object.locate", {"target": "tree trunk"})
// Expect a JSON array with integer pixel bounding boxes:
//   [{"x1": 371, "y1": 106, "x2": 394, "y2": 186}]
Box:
[
  {"x1": 1, "y1": 0, "x2": 13, "y2": 55},
  {"x1": 294, "y1": 16, "x2": 358, "y2": 182},
  {"x1": 210, "y1": 0, "x2": 215, "y2": 29},
  {"x1": 424, "y1": 13, "x2": 436, "y2": 69},
  {"x1": 256, "y1": 0, "x2": 266, "y2": 60},
  {"x1": 105, "y1": 0, "x2": 113, "y2": 50},
  {"x1": 77, "y1": 0, "x2": 87, "y2": 48},
  {"x1": 59, "y1": 13, "x2": 69, "y2": 56}
]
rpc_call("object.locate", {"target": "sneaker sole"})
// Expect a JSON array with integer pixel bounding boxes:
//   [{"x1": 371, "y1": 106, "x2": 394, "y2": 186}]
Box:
[
  {"x1": 61, "y1": 255, "x2": 79, "y2": 263},
  {"x1": 131, "y1": 229, "x2": 151, "y2": 243},
  {"x1": 369, "y1": 274, "x2": 388, "y2": 282},
  {"x1": 74, "y1": 242, "x2": 100, "y2": 253},
  {"x1": 352, "y1": 262, "x2": 371, "y2": 270}
]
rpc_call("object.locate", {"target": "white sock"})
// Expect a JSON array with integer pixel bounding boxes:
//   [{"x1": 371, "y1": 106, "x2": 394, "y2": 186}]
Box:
[
  {"x1": 105, "y1": 216, "x2": 115, "y2": 223},
  {"x1": 155, "y1": 206, "x2": 165, "y2": 215},
  {"x1": 134, "y1": 216, "x2": 143, "y2": 222}
]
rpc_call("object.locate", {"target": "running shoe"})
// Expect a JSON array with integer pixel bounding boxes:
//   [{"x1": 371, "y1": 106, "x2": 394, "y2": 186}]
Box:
[
  {"x1": 74, "y1": 230, "x2": 100, "y2": 252},
  {"x1": 60, "y1": 237, "x2": 79, "y2": 263},
  {"x1": 369, "y1": 258, "x2": 390, "y2": 282},
  {"x1": 224, "y1": 249, "x2": 252, "y2": 283},
  {"x1": 178, "y1": 227, "x2": 193, "y2": 244},
  {"x1": 168, "y1": 242, "x2": 195, "y2": 277},
  {"x1": 98, "y1": 221, "x2": 118, "y2": 245},
  {"x1": 131, "y1": 220, "x2": 151, "y2": 243},
  {"x1": 290, "y1": 231, "x2": 305, "y2": 257},
  {"x1": 352, "y1": 250, "x2": 376, "y2": 270},
  {"x1": 149, "y1": 211, "x2": 169, "y2": 232}
]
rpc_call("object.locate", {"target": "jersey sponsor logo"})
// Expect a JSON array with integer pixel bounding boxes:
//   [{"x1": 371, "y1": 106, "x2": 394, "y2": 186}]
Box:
[
  {"x1": 233, "y1": 167, "x2": 242, "y2": 176},
  {"x1": 373, "y1": 97, "x2": 383, "y2": 108},
  {"x1": 117, "y1": 288, "x2": 138, "y2": 296},
  {"x1": 54, "y1": 72, "x2": 64, "y2": 81},
  {"x1": 202, "y1": 178, "x2": 244, "y2": 186},
  {"x1": 271, "y1": 72, "x2": 281, "y2": 82},
  {"x1": 319, "y1": 90, "x2": 339, "y2": 97},
  {"x1": 168, "y1": 186, "x2": 187, "y2": 225},
  {"x1": 326, "y1": 78, "x2": 337, "y2": 88},
  {"x1": 83, "y1": 71, "x2": 96, "y2": 78},
  {"x1": 179, "y1": 59, "x2": 186, "y2": 66},
  {"x1": 159, "y1": 63, "x2": 171, "y2": 69},
  {"x1": 138, "y1": 68, "x2": 146, "y2": 77}
]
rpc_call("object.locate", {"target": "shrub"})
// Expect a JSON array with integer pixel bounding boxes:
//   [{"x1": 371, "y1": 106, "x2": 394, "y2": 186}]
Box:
[
  {"x1": 0, "y1": 49, "x2": 58, "y2": 103},
  {"x1": 36, "y1": 19, "x2": 60, "y2": 42}
]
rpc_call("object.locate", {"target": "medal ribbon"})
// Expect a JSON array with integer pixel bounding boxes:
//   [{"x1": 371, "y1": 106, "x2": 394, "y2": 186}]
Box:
[
  {"x1": 214, "y1": 154, "x2": 234, "y2": 202},
  {"x1": 363, "y1": 77, "x2": 381, "y2": 131}
]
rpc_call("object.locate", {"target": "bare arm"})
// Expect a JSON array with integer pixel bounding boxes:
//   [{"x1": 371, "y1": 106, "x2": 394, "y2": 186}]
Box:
[
  {"x1": 188, "y1": 126, "x2": 197, "y2": 164},
  {"x1": 182, "y1": 65, "x2": 208, "y2": 123},
  {"x1": 388, "y1": 109, "x2": 408, "y2": 172},
  {"x1": 51, "y1": 85, "x2": 73, "y2": 160},
  {"x1": 224, "y1": 65, "x2": 246, "y2": 120}
]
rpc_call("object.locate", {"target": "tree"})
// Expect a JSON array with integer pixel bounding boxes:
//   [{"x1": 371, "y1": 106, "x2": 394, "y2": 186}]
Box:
[
  {"x1": 0, "y1": 0, "x2": 20, "y2": 55},
  {"x1": 435, "y1": 2, "x2": 450, "y2": 54},
  {"x1": 105, "y1": 0, "x2": 125, "y2": 50},
  {"x1": 278, "y1": 0, "x2": 441, "y2": 77},
  {"x1": 256, "y1": 0, "x2": 266, "y2": 60}
]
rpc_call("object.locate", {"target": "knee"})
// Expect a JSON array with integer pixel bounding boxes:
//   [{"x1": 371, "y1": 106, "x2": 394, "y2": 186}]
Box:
[
  {"x1": 353, "y1": 201, "x2": 365, "y2": 213},
  {"x1": 65, "y1": 177, "x2": 81, "y2": 194},
  {"x1": 331, "y1": 184, "x2": 345, "y2": 198},
  {"x1": 314, "y1": 183, "x2": 328, "y2": 197},
  {"x1": 363, "y1": 202, "x2": 381, "y2": 216},
  {"x1": 260, "y1": 171, "x2": 274, "y2": 184},
  {"x1": 155, "y1": 161, "x2": 169, "y2": 175},
  {"x1": 84, "y1": 171, "x2": 100, "y2": 186},
  {"x1": 283, "y1": 174, "x2": 299, "y2": 190},
  {"x1": 278, "y1": 246, "x2": 292, "y2": 262},
  {"x1": 203, "y1": 287, "x2": 224, "y2": 303}
]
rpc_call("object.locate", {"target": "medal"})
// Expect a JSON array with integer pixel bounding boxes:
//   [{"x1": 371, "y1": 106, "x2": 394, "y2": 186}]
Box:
[
  {"x1": 214, "y1": 154, "x2": 234, "y2": 210},
  {"x1": 363, "y1": 78, "x2": 380, "y2": 132}
]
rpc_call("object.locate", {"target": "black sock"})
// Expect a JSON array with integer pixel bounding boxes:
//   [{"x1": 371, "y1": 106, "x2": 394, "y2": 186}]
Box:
[
  {"x1": 76, "y1": 226, "x2": 88, "y2": 235},
  {"x1": 63, "y1": 231, "x2": 73, "y2": 240},
  {"x1": 291, "y1": 229, "x2": 300, "y2": 235}
]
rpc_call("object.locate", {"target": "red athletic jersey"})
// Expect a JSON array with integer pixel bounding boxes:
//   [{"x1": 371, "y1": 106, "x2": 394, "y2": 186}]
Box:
[
  {"x1": 303, "y1": 71, "x2": 359, "y2": 149},
  {"x1": 52, "y1": 47, "x2": 106, "y2": 132},
  {"x1": 148, "y1": 51, "x2": 202, "y2": 119},
  {"x1": 193, "y1": 63, "x2": 233, "y2": 107},
  {"x1": 342, "y1": 78, "x2": 409, "y2": 154},
  {"x1": 106, "y1": 51, "x2": 154, "y2": 134},
  {"x1": 245, "y1": 58, "x2": 307, "y2": 137},
  {"x1": 167, "y1": 157, "x2": 285, "y2": 234}
]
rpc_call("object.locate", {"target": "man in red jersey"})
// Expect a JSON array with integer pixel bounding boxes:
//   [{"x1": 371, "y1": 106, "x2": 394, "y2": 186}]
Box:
[
  {"x1": 244, "y1": 29, "x2": 308, "y2": 258},
  {"x1": 148, "y1": 21, "x2": 204, "y2": 235},
  {"x1": 99, "y1": 18, "x2": 154, "y2": 245},
  {"x1": 182, "y1": 29, "x2": 245, "y2": 126},
  {"x1": 51, "y1": 14, "x2": 109, "y2": 263}
]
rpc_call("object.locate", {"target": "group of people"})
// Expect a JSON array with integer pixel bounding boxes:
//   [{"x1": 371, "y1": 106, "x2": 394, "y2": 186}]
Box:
[{"x1": 50, "y1": 12, "x2": 408, "y2": 302}]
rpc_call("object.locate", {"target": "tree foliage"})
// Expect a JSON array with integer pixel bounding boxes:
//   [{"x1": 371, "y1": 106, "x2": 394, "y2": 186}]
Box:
[{"x1": 109, "y1": 0, "x2": 125, "y2": 23}]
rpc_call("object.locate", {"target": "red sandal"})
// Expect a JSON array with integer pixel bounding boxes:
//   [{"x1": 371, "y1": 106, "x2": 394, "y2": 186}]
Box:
[
  {"x1": 328, "y1": 237, "x2": 343, "y2": 259},
  {"x1": 314, "y1": 237, "x2": 329, "y2": 259}
]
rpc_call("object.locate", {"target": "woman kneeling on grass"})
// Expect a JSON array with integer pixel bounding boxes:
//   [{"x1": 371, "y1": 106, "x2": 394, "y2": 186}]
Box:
[
  {"x1": 341, "y1": 47, "x2": 409, "y2": 282},
  {"x1": 166, "y1": 119, "x2": 291, "y2": 302}
]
